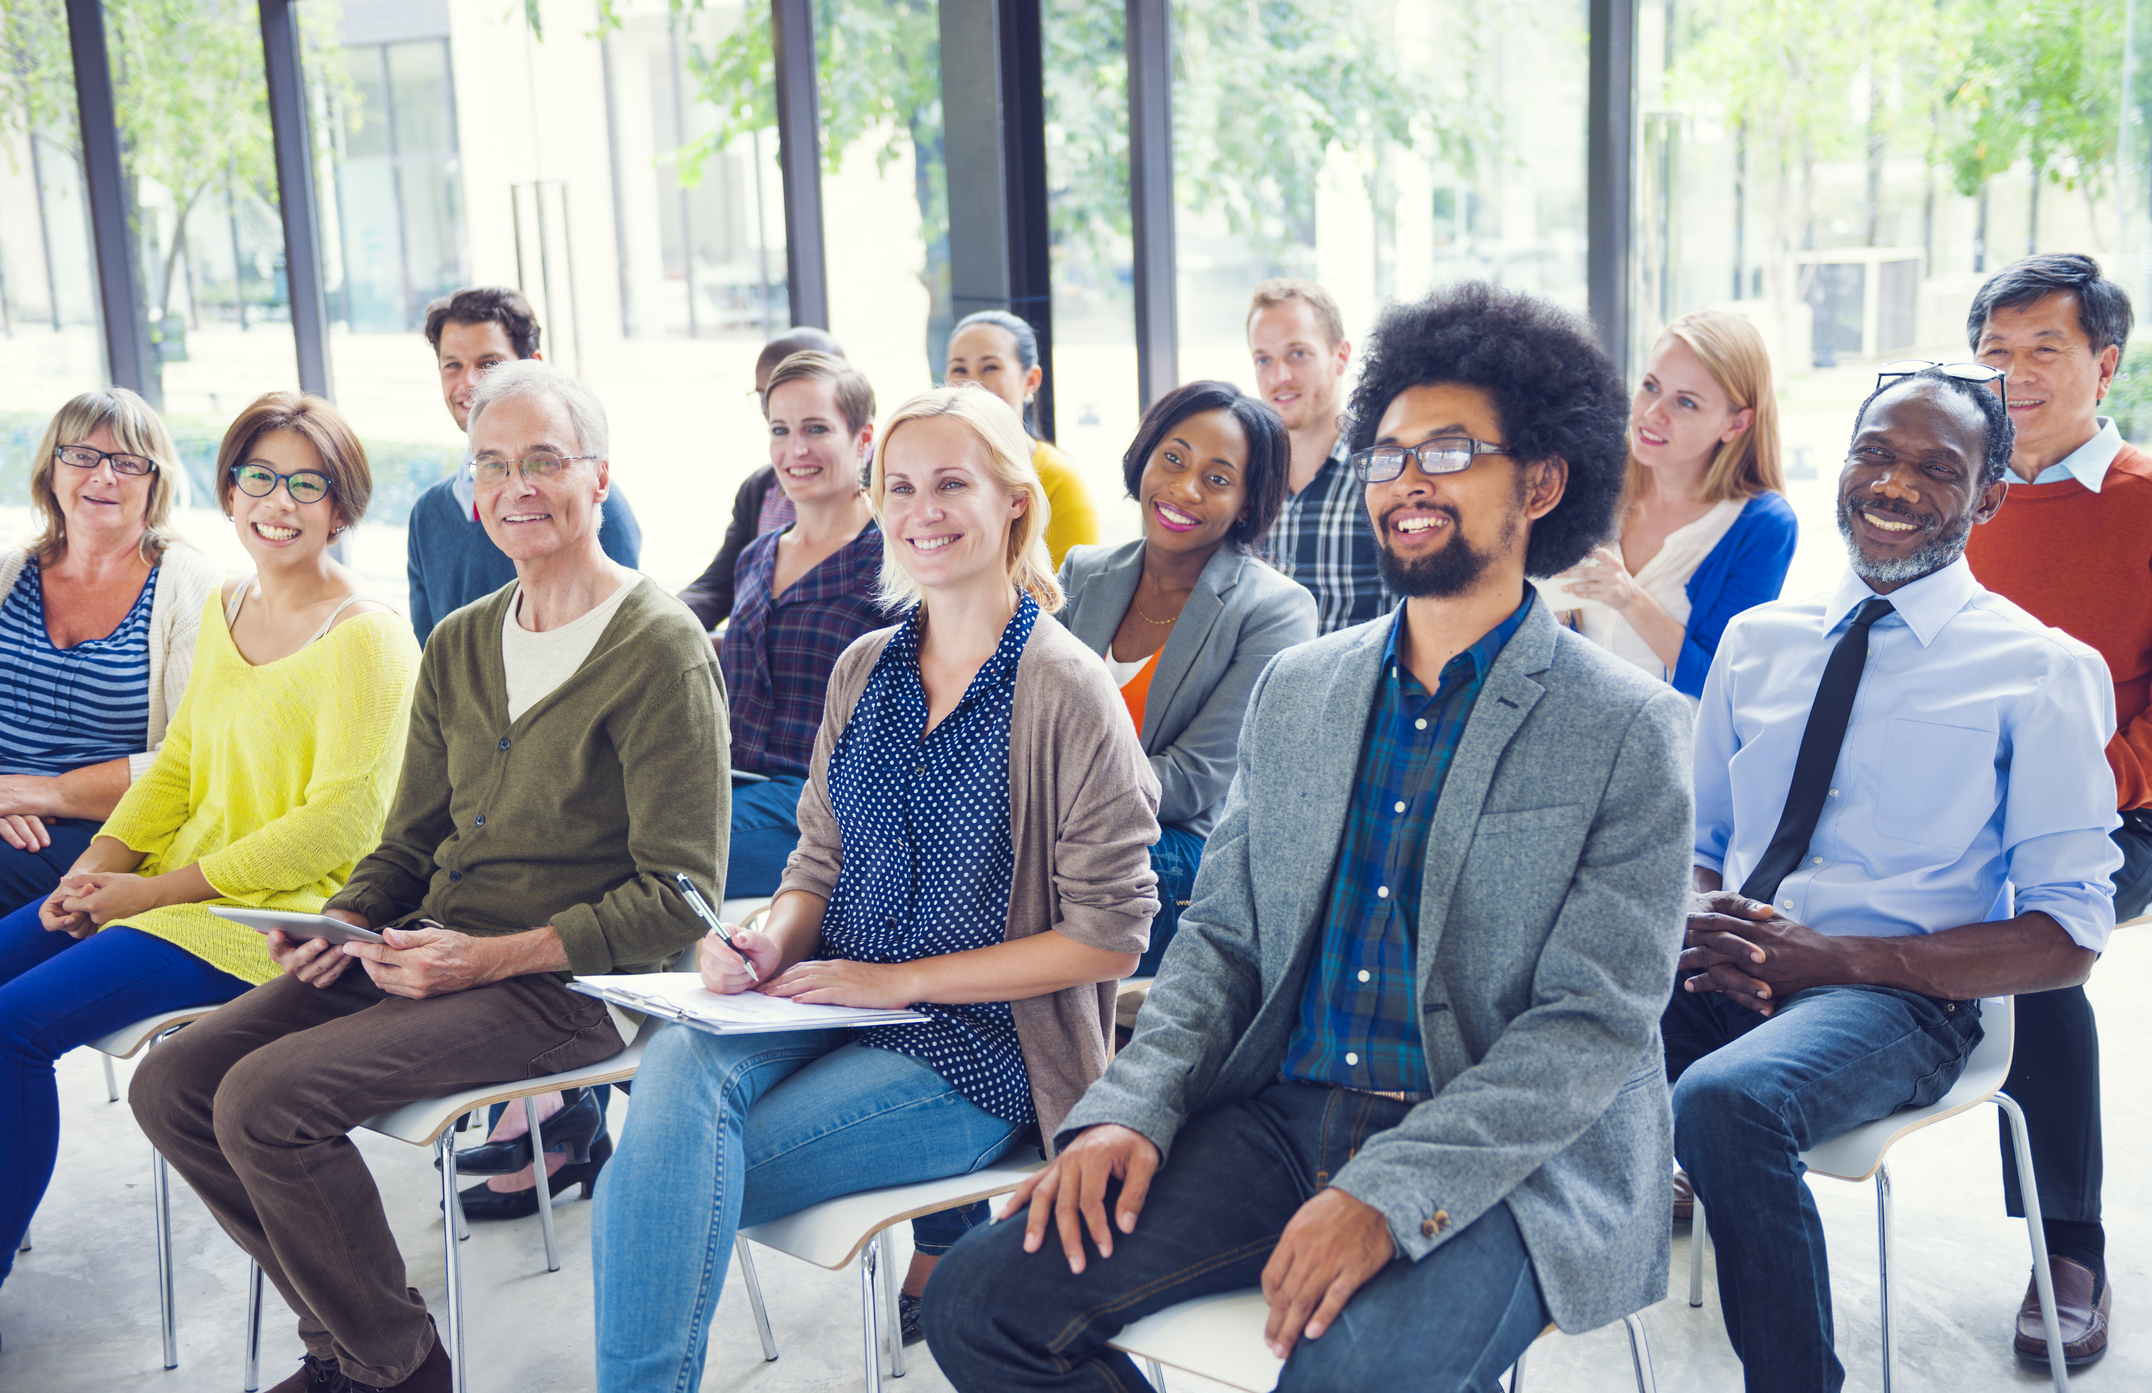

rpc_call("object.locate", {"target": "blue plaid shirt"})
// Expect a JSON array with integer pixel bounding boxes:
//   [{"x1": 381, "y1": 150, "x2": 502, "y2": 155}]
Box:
[
  {"x1": 719, "y1": 522, "x2": 888, "y2": 777},
  {"x1": 1281, "y1": 592, "x2": 1535, "y2": 1094}
]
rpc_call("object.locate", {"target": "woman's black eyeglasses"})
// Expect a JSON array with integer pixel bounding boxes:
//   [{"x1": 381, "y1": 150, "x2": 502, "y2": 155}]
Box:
[
  {"x1": 55, "y1": 445, "x2": 157, "y2": 477},
  {"x1": 1875, "y1": 359, "x2": 2008, "y2": 410},
  {"x1": 229, "y1": 462, "x2": 333, "y2": 505},
  {"x1": 1348, "y1": 436, "x2": 1511, "y2": 484}
]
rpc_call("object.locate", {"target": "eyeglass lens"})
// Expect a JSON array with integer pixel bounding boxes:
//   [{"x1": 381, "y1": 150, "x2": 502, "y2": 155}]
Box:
[
  {"x1": 1874, "y1": 360, "x2": 2007, "y2": 409},
  {"x1": 57, "y1": 446, "x2": 154, "y2": 476},
  {"x1": 474, "y1": 453, "x2": 568, "y2": 482},
  {"x1": 1354, "y1": 440, "x2": 1480, "y2": 483},
  {"x1": 233, "y1": 464, "x2": 331, "y2": 504}
]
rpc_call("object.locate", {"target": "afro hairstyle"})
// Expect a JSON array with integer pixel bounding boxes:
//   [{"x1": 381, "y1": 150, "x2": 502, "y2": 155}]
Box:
[{"x1": 1345, "y1": 281, "x2": 1627, "y2": 578}]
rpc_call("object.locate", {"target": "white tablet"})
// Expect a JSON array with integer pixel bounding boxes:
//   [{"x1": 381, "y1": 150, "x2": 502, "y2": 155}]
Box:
[{"x1": 209, "y1": 907, "x2": 384, "y2": 946}]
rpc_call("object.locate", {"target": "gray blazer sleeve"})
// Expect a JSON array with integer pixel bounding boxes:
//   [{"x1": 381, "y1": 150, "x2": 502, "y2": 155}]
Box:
[
  {"x1": 1151, "y1": 581, "x2": 1316, "y2": 827},
  {"x1": 1056, "y1": 660, "x2": 1281, "y2": 1156},
  {"x1": 1333, "y1": 686, "x2": 1693, "y2": 1261}
]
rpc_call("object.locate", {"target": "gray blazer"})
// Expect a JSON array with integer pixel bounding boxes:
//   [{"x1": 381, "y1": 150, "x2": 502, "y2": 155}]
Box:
[
  {"x1": 1056, "y1": 541, "x2": 1317, "y2": 836},
  {"x1": 1061, "y1": 598, "x2": 1694, "y2": 1333}
]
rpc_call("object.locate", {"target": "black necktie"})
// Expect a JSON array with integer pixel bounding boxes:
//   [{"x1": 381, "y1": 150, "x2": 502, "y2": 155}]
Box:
[{"x1": 1739, "y1": 596, "x2": 1896, "y2": 904}]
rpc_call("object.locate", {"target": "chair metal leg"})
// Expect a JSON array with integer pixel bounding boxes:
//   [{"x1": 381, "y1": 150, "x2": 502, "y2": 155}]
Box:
[
  {"x1": 1143, "y1": 1357, "x2": 1168, "y2": 1390},
  {"x1": 102, "y1": 1052, "x2": 119, "y2": 1103},
  {"x1": 437, "y1": 1132, "x2": 466, "y2": 1393},
  {"x1": 734, "y1": 1241, "x2": 780, "y2": 1361},
  {"x1": 858, "y1": 1239, "x2": 884, "y2": 1393},
  {"x1": 243, "y1": 1260, "x2": 265, "y2": 1392},
  {"x1": 154, "y1": 1146, "x2": 179, "y2": 1369},
  {"x1": 1687, "y1": 1194, "x2": 1708, "y2": 1308},
  {"x1": 525, "y1": 1096, "x2": 560, "y2": 1273},
  {"x1": 14, "y1": 1232, "x2": 25, "y2": 1252},
  {"x1": 1997, "y1": 1093, "x2": 2070, "y2": 1392},
  {"x1": 1623, "y1": 1312, "x2": 1658, "y2": 1393},
  {"x1": 1876, "y1": 1164, "x2": 1895, "y2": 1393},
  {"x1": 879, "y1": 1227, "x2": 907, "y2": 1378}
]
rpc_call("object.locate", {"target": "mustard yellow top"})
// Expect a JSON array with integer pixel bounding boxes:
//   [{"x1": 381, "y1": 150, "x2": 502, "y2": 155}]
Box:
[
  {"x1": 98, "y1": 591, "x2": 421, "y2": 985},
  {"x1": 1033, "y1": 439, "x2": 1100, "y2": 569}
]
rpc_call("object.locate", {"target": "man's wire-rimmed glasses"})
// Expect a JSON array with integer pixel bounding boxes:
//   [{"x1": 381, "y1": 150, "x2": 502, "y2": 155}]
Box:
[
  {"x1": 472, "y1": 452, "x2": 598, "y2": 485},
  {"x1": 55, "y1": 445, "x2": 157, "y2": 477},
  {"x1": 1347, "y1": 436, "x2": 1511, "y2": 484},
  {"x1": 1874, "y1": 359, "x2": 2008, "y2": 410}
]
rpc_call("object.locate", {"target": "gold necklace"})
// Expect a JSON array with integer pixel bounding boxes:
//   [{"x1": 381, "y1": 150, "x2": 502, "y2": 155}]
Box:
[{"x1": 1130, "y1": 598, "x2": 1179, "y2": 626}]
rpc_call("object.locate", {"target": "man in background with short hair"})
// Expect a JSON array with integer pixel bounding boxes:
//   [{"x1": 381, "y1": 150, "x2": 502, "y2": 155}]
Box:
[
  {"x1": 1247, "y1": 278, "x2": 1391, "y2": 633},
  {"x1": 676, "y1": 326, "x2": 848, "y2": 630},
  {"x1": 408, "y1": 286, "x2": 643, "y2": 643},
  {"x1": 1961, "y1": 251, "x2": 2143, "y2": 1365}
]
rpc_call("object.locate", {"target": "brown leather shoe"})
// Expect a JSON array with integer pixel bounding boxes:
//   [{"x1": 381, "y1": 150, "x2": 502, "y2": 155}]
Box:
[
  {"x1": 1672, "y1": 1169, "x2": 1695, "y2": 1223},
  {"x1": 264, "y1": 1354, "x2": 338, "y2": 1393},
  {"x1": 339, "y1": 1320, "x2": 450, "y2": 1393},
  {"x1": 2014, "y1": 1256, "x2": 2110, "y2": 1365}
]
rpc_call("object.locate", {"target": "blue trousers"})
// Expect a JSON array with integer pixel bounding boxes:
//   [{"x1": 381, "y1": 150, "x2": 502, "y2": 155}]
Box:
[
  {"x1": 591, "y1": 1026, "x2": 1022, "y2": 1393},
  {"x1": 0, "y1": 900, "x2": 250, "y2": 1281},
  {"x1": 0, "y1": 816, "x2": 102, "y2": 915},
  {"x1": 724, "y1": 774, "x2": 808, "y2": 900},
  {"x1": 1665, "y1": 985, "x2": 1982, "y2": 1393},
  {"x1": 1134, "y1": 825, "x2": 1204, "y2": 980},
  {"x1": 924, "y1": 1079, "x2": 1553, "y2": 1392}
]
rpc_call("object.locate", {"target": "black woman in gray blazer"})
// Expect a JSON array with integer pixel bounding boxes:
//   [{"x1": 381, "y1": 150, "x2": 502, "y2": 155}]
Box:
[{"x1": 1056, "y1": 382, "x2": 1318, "y2": 975}]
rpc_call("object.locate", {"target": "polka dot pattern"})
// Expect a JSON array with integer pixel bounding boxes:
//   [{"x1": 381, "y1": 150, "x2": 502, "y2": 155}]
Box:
[{"x1": 821, "y1": 594, "x2": 1041, "y2": 1125}]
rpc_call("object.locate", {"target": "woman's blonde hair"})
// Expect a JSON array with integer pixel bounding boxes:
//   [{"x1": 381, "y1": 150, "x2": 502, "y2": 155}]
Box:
[
  {"x1": 1626, "y1": 308, "x2": 1784, "y2": 506},
  {"x1": 871, "y1": 385, "x2": 1062, "y2": 613},
  {"x1": 28, "y1": 388, "x2": 183, "y2": 564}
]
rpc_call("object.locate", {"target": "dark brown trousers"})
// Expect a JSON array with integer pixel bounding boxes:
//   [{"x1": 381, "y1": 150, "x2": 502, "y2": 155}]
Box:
[{"x1": 129, "y1": 968, "x2": 623, "y2": 1385}]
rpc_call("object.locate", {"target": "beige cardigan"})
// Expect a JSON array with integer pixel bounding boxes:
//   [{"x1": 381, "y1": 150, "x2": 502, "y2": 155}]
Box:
[
  {"x1": 781, "y1": 612, "x2": 1162, "y2": 1146},
  {"x1": 0, "y1": 542, "x2": 225, "y2": 781}
]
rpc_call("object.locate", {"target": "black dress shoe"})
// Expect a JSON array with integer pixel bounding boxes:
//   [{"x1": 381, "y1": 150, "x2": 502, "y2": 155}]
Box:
[
  {"x1": 898, "y1": 1292, "x2": 926, "y2": 1346},
  {"x1": 450, "y1": 1133, "x2": 612, "y2": 1221},
  {"x1": 441, "y1": 1088, "x2": 605, "y2": 1175}
]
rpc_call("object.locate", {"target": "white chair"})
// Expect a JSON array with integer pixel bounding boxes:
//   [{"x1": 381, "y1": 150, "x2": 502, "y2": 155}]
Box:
[
  {"x1": 732, "y1": 1161, "x2": 1043, "y2": 1391},
  {"x1": 80, "y1": 1004, "x2": 229, "y2": 1373},
  {"x1": 1685, "y1": 997, "x2": 2070, "y2": 1391},
  {"x1": 1107, "y1": 1290, "x2": 1656, "y2": 1392},
  {"x1": 225, "y1": 1022, "x2": 656, "y2": 1393}
]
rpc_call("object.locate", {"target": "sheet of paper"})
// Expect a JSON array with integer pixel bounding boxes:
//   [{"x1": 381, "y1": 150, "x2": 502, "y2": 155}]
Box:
[{"x1": 571, "y1": 972, "x2": 927, "y2": 1032}]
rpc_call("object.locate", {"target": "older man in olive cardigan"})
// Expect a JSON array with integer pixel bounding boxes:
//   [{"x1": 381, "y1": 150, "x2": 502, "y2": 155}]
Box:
[{"x1": 132, "y1": 362, "x2": 725, "y2": 1393}]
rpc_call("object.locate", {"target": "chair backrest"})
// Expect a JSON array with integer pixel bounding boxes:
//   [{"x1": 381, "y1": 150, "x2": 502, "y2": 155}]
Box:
[{"x1": 1800, "y1": 996, "x2": 2012, "y2": 1182}]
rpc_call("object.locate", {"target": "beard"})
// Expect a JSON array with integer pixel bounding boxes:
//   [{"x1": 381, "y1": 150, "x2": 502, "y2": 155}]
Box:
[
  {"x1": 1834, "y1": 493, "x2": 1973, "y2": 584},
  {"x1": 1375, "y1": 493, "x2": 1523, "y2": 598}
]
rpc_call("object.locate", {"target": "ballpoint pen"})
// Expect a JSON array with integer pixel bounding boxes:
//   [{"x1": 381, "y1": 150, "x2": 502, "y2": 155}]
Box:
[{"x1": 673, "y1": 872, "x2": 761, "y2": 984}]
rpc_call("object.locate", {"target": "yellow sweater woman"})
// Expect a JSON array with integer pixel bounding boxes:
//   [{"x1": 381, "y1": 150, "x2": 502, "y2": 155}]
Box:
[{"x1": 0, "y1": 392, "x2": 416, "y2": 1281}]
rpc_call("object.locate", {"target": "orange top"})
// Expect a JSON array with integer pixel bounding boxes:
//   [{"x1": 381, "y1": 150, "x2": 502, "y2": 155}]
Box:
[
  {"x1": 1963, "y1": 441, "x2": 2152, "y2": 809},
  {"x1": 1117, "y1": 651, "x2": 1160, "y2": 735}
]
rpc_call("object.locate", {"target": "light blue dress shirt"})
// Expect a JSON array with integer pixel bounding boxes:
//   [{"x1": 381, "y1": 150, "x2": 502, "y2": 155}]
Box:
[
  {"x1": 1694, "y1": 557, "x2": 2121, "y2": 952},
  {"x1": 2029, "y1": 416, "x2": 2123, "y2": 489}
]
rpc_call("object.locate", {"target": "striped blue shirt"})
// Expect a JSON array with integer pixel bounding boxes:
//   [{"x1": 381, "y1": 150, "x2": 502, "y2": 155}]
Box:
[
  {"x1": 0, "y1": 559, "x2": 158, "y2": 776},
  {"x1": 1281, "y1": 591, "x2": 1533, "y2": 1094}
]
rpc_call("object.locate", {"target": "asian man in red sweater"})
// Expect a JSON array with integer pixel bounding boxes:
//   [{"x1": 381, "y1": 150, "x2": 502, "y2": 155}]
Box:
[{"x1": 1962, "y1": 252, "x2": 2144, "y2": 1368}]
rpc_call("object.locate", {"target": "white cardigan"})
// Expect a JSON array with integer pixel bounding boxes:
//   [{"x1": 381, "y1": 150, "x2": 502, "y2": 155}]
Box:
[{"x1": 0, "y1": 542, "x2": 226, "y2": 782}]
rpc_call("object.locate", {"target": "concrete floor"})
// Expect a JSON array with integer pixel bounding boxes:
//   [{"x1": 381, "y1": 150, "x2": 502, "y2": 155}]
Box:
[{"x1": 6, "y1": 930, "x2": 2149, "y2": 1393}]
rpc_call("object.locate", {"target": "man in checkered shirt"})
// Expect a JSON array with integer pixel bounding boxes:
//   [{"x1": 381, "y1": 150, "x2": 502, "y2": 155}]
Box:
[{"x1": 1248, "y1": 278, "x2": 1394, "y2": 633}]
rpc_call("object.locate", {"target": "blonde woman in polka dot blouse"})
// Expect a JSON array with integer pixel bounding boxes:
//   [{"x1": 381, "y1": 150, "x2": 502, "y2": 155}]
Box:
[{"x1": 594, "y1": 386, "x2": 1162, "y2": 1389}]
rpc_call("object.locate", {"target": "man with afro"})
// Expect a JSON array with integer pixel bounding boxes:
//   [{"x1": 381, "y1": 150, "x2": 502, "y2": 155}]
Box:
[{"x1": 923, "y1": 282, "x2": 1694, "y2": 1390}]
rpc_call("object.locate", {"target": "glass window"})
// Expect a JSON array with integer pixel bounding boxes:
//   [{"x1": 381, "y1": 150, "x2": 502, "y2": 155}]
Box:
[
  {"x1": 0, "y1": 0, "x2": 110, "y2": 453},
  {"x1": 1170, "y1": 0, "x2": 1586, "y2": 393}
]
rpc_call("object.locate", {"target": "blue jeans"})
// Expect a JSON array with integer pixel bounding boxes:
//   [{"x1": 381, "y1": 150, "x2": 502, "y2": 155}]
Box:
[
  {"x1": 1134, "y1": 825, "x2": 1204, "y2": 979},
  {"x1": 925, "y1": 1079, "x2": 1553, "y2": 1391},
  {"x1": 591, "y1": 1025, "x2": 1023, "y2": 1393},
  {"x1": 0, "y1": 901, "x2": 250, "y2": 1281},
  {"x1": 0, "y1": 816, "x2": 102, "y2": 915},
  {"x1": 1665, "y1": 985, "x2": 1983, "y2": 1393},
  {"x1": 725, "y1": 774, "x2": 808, "y2": 899}
]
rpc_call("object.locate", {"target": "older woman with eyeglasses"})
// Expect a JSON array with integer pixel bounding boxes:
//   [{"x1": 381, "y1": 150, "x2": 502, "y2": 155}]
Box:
[
  {"x1": 0, "y1": 389, "x2": 225, "y2": 908},
  {"x1": 0, "y1": 391, "x2": 419, "y2": 1294}
]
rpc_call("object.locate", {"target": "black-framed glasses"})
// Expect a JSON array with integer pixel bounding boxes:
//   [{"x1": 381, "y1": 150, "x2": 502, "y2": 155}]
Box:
[
  {"x1": 1875, "y1": 359, "x2": 2008, "y2": 409},
  {"x1": 1348, "y1": 436, "x2": 1511, "y2": 484},
  {"x1": 472, "y1": 452, "x2": 598, "y2": 485},
  {"x1": 228, "y1": 462, "x2": 333, "y2": 505},
  {"x1": 55, "y1": 444, "x2": 156, "y2": 477}
]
